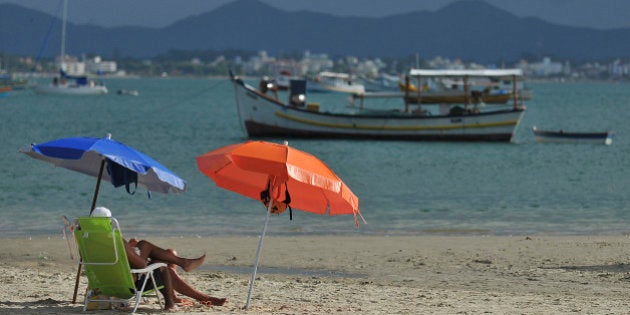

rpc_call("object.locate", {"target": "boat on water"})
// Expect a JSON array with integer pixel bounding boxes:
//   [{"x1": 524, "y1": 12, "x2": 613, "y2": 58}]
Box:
[
  {"x1": 117, "y1": 89, "x2": 139, "y2": 96},
  {"x1": 378, "y1": 69, "x2": 530, "y2": 104},
  {"x1": 0, "y1": 73, "x2": 28, "y2": 91},
  {"x1": 360, "y1": 73, "x2": 401, "y2": 92},
  {"x1": 274, "y1": 70, "x2": 300, "y2": 91},
  {"x1": 307, "y1": 71, "x2": 365, "y2": 94},
  {"x1": 34, "y1": 70, "x2": 108, "y2": 95},
  {"x1": 532, "y1": 126, "x2": 613, "y2": 145},
  {"x1": 33, "y1": 0, "x2": 108, "y2": 96},
  {"x1": 230, "y1": 68, "x2": 526, "y2": 142},
  {"x1": 0, "y1": 85, "x2": 11, "y2": 98}
]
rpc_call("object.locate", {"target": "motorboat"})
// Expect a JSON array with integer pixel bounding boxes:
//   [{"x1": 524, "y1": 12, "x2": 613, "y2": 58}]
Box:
[{"x1": 307, "y1": 71, "x2": 365, "y2": 94}]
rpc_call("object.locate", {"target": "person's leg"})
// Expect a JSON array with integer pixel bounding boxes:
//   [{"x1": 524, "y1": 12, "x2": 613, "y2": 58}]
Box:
[
  {"x1": 135, "y1": 240, "x2": 205, "y2": 272},
  {"x1": 158, "y1": 267, "x2": 178, "y2": 311},
  {"x1": 166, "y1": 249, "x2": 226, "y2": 306}
]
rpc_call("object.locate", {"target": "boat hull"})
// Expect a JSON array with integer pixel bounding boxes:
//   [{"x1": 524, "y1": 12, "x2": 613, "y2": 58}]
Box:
[
  {"x1": 233, "y1": 78, "x2": 524, "y2": 142},
  {"x1": 532, "y1": 127, "x2": 612, "y2": 145},
  {"x1": 34, "y1": 84, "x2": 108, "y2": 95}
]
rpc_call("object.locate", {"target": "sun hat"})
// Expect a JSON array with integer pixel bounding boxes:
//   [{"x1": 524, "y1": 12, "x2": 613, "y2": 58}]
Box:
[{"x1": 91, "y1": 206, "x2": 112, "y2": 217}]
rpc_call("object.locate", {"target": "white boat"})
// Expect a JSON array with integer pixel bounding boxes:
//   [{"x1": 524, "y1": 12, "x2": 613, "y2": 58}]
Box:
[
  {"x1": 360, "y1": 73, "x2": 400, "y2": 92},
  {"x1": 274, "y1": 70, "x2": 299, "y2": 91},
  {"x1": 532, "y1": 126, "x2": 613, "y2": 145},
  {"x1": 230, "y1": 69, "x2": 526, "y2": 142},
  {"x1": 117, "y1": 89, "x2": 139, "y2": 96},
  {"x1": 33, "y1": 0, "x2": 107, "y2": 96},
  {"x1": 307, "y1": 71, "x2": 365, "y2": 94}
]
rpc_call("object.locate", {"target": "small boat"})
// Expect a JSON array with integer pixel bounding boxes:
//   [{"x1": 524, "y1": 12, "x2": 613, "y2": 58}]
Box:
[
  {"x1": 34, "y1": 70, "x2": 108, "y2": 95},
  {"x1": 0, "y1": 73, "x2": 28, "y2": 90},
  {"x1": 230, "y1": 68, "x2": 526, "y2": 142},
  {"x1": 360, "y1": 73, "x2": 400, "y2": 92},
  {"x1": 117, "y1": 89, "x2": 139, "y2": 96},
  {"x1": 274, "y1": 70, "x2": 299, "y2": 91},
  {"x1": 532, "y1": 126, "x2": 613, "y2": 145},
  {"x1": 0, "y1": 85, "x2": 11, "y2": 98},
  {"x1": 307, "y1": 71, "x2": 365, "y2": 94}
]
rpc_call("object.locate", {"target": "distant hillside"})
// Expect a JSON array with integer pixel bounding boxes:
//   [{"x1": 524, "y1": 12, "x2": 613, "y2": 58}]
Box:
[{"x1": 1, "y1": 0, "x2": 629, "y2": 63}]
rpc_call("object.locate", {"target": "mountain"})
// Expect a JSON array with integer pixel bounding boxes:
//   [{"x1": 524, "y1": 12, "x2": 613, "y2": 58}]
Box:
[{"x1": 1, "y1": 0, "x2": 629, "y2": 63}]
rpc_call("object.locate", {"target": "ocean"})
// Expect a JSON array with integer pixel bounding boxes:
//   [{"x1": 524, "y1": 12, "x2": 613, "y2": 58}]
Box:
[{"x1": 1, "y1": 78, "x2": 629, "y2": 238}]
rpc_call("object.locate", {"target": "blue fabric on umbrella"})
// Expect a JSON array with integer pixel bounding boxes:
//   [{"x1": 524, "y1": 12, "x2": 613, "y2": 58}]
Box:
[{"x1": 21, "y1": 136, "x2": 186, "y2": 194}]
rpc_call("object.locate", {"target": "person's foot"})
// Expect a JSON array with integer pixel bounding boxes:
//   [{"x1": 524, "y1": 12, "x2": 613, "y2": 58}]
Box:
[
  {"x1": 200, "y1": 297, "x2": 227, "y2": 306},
  {"x1": 164, "y1": 303, "x2": 179, "y2": 312},
  {"x1": 175, "y1": 297, "x2": 194, "y2": 307},
  {"x1": 183, "y1": 254, "x2": 206, "y2": 272}
]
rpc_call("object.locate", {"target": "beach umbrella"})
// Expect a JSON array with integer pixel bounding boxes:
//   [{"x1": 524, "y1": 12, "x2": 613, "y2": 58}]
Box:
[
  {"x1": 196, "y1": 140, "x2": 363, "y2": 309},
  {"x1": 20, "y1": 133, "x2": 186, "y2": 303},
  {"x1": 21, "y1": 134, "x2": 186, "y2": 209}
]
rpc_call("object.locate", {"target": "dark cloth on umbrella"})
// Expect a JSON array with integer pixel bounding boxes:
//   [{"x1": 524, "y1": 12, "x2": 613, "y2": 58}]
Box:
[{"x1": 106, "y1": 158, "x2": 138, "y2": 194}]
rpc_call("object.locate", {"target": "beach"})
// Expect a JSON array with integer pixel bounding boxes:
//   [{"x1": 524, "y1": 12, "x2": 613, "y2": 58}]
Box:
[{"x1": 2, "y1": 234, "x2": 630, "y2": 314}]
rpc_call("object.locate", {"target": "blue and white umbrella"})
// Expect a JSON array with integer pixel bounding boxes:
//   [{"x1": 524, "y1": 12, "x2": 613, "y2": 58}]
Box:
[{"x1": 21, "y1": 134, "x2": 186, "y2": 212}]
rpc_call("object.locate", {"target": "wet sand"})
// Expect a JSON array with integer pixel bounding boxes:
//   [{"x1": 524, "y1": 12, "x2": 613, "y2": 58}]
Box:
[{"x1": 2, "y1": 235, "x2": 630, "y2": 314}]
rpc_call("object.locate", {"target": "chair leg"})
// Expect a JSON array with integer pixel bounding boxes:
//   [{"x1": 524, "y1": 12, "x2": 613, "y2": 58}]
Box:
[
  {"x1": 131, "y1": 291, "x2": 142, "y2": 314},
  {"x1": 82, "y1": 289, "x2": 93, "y2": 312},
  {"x1": 149, "y1": 273, "x2": 163, "y2": 309}
]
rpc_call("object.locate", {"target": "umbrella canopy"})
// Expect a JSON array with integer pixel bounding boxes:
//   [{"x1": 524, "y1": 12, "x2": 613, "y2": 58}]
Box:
[
  {"x1": 21, "y1": 135, "x2": 186, "y2": 194},
  {"x1": 196, "y1": 140, "x2": 359, "y2": 218},
  {"x1": 196, "y1": 140, "x2": 362, "y2": 309}
]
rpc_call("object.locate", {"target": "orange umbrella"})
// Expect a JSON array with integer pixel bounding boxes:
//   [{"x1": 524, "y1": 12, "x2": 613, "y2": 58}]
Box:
[{"x1": 196, "y1": 140, "x2": 363, "y2": 308}]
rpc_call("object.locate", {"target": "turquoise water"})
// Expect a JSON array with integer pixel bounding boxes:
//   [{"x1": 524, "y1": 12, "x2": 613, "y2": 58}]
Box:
[{"x1": 1, "y1": 78, "x2": 629, "y2": 237}]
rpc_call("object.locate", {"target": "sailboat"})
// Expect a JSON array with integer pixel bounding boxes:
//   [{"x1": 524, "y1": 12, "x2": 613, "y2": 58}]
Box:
[{"x1": 34, "y1": 0, "x2": 108, "y2": 95}]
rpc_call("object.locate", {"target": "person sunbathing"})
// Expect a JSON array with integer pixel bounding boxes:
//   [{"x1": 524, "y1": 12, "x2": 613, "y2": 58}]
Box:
[{"x1": 91, "y1": 207, "x2": 224, "y2": 310}]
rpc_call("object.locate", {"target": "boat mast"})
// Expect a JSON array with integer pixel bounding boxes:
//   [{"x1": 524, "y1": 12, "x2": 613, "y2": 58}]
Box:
[
  {"x1": 512, "y1": 75, "x2": 517, "y2": 110},
  {"x1": 60, "y1": 0, "x2": 68, "y2": 70}
]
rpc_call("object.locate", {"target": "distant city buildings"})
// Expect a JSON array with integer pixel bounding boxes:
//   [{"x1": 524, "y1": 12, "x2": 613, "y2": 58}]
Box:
[
  {"x1": 59, "y1": 55, "x2": 118, "y2": 75},
  {"x1": 235, "y1": 51, "x2": 629, "y2": 81},
  {"x1": 6, "y1": 49, "x2": 628, "y2": 80}
]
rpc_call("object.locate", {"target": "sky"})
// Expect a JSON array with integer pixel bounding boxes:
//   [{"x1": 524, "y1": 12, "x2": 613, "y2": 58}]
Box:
[{"x1": 1, "y1": 0, "x2": 629, "y2": 30}]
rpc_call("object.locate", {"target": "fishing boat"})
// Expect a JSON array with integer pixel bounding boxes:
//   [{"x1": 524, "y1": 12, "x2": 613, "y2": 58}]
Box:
[
  {"x1": 230, "y1": 68, "x2": 526, "y2": 142},
  {"x1": 33, "y1": 0, "x2": 107, "y2": 96},
  {"x1": 367, "y1": 69, "x2": 523, "y2": 104},
  {"x1": 532, "y1": 126, "x2": 613, "y2": 145}
]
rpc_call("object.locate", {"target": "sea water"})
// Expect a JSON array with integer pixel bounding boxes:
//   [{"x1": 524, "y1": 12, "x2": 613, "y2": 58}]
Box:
[{"x1": 1, "y1": 78, "x2": 629, "y2": 238}]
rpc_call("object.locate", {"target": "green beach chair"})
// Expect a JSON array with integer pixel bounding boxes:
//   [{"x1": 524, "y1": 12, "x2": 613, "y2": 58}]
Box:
[{"x1": 74, "y1": 216, "x2": 167, "y2": 313}]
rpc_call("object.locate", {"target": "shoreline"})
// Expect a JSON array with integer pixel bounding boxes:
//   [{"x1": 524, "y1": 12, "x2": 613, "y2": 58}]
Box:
[{"x1": 3, "y1": 235, "x2": 630, "y2": 313}]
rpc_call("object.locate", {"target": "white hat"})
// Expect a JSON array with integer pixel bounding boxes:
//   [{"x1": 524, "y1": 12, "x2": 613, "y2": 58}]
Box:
[{"x1": 91, "y1": 206, "x2": 112, "y2": 217}]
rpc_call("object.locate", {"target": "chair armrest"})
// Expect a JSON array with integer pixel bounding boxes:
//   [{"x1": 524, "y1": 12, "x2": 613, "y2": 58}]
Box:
[{"x1": 130, "y1": 262, "x2": 167, "y2": 274}]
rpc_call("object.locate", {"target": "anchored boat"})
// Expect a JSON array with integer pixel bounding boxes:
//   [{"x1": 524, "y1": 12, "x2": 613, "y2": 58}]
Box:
[
  {"x1": 532, "y1": 126, "x2": 613, "y2": 145},
  {"x1": 231, "y1": 69, "x2": 526, "y2": 142}
]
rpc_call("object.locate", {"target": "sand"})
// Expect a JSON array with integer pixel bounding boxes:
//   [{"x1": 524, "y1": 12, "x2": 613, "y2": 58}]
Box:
[{"x1": 2, "y1": 234, "x2": 630, "y2": 314}]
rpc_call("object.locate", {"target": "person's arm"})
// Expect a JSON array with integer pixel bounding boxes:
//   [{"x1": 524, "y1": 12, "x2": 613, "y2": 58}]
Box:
[{"x1": 124, "y1": 238, "x2": 147, "y2": 269}]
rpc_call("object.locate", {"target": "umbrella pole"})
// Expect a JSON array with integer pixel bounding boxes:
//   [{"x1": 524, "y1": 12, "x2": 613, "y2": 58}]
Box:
[
  {"x1": 72, "y1": 158, "x2": 105, "y2": 304},
  {"x1": 244, "y1": 200, "x2": 273, "y2": 309},
  {"x1": 89, "y1": 159, "x2": 106, "y2": 215}
]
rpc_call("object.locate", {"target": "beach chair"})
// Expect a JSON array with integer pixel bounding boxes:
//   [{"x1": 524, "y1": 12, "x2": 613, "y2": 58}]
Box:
[{"x1": 73, "y1": 216, "x2": 167, "y2": 313}]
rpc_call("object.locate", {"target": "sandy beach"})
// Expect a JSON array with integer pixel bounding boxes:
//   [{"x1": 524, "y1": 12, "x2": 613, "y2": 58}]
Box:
[{"x1": 2, "y1": 234, "x2": 630, "y2": 314}]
